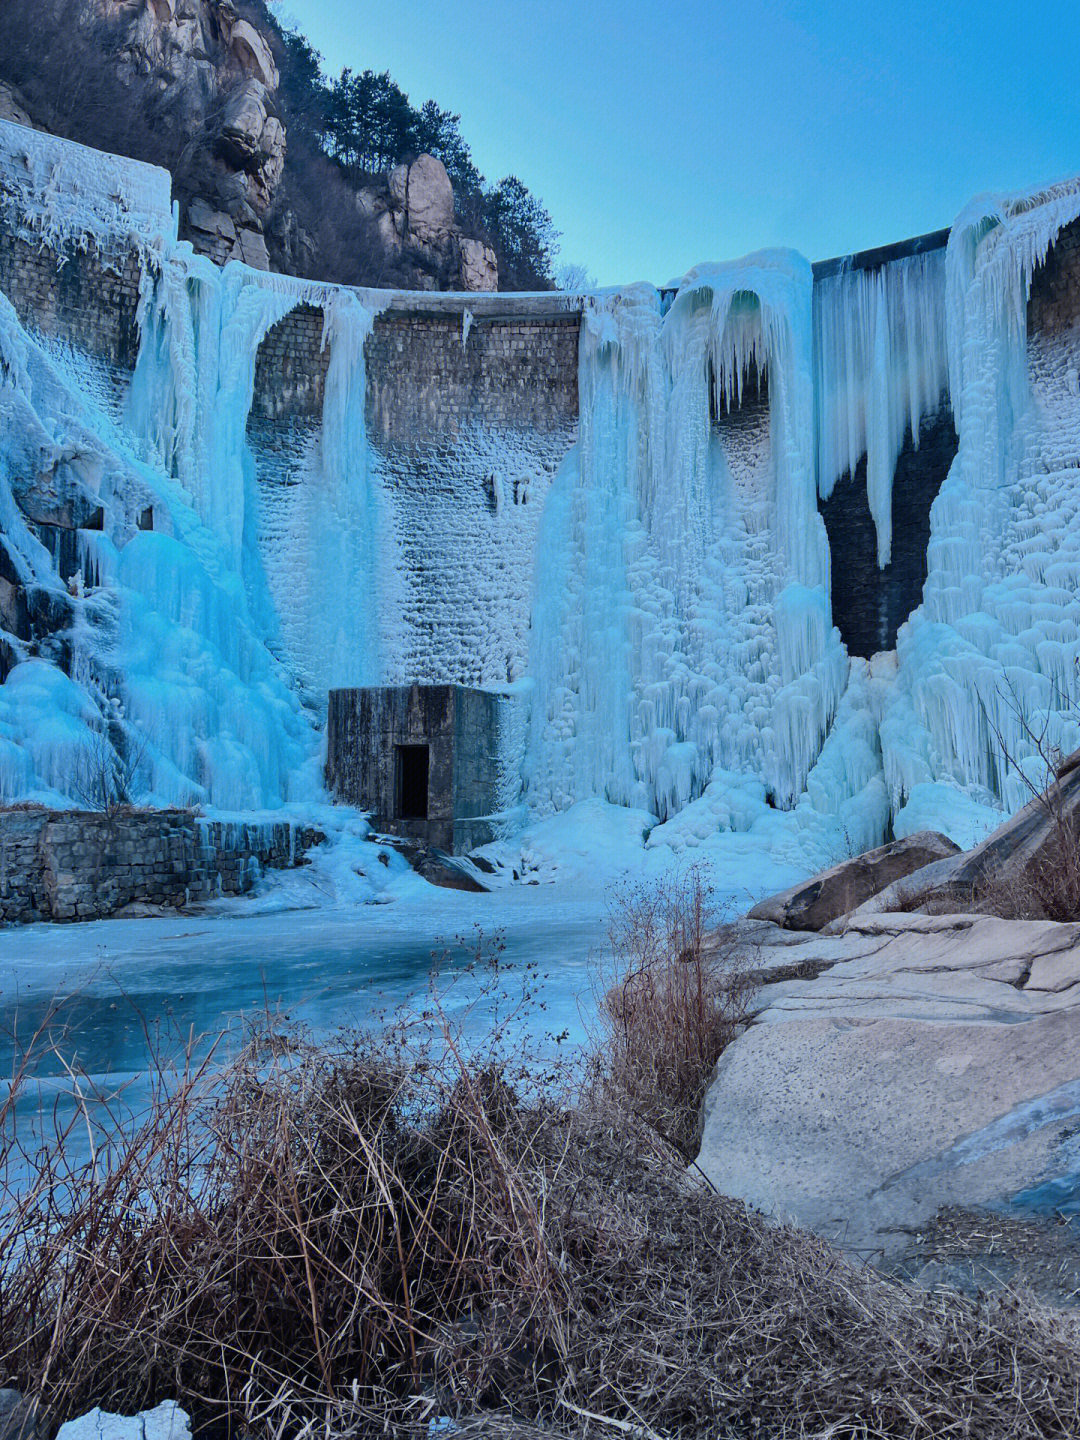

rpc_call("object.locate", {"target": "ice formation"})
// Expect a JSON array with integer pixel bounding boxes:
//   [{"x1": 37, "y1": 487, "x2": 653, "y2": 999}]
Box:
[
  {"x1": 814, "y1": 249, "x2": 949, "y2": 566},
  {"x1": 0, "y1": 125, "x2": 400, "y2": 809},
  {"x1": 884, "y1": 177, "x2": 1080, "y2": 837},
  {"x1": 0, "y1": 118, "x2": 174, "y2": 255},
  {"x1": 525, "y1": 257, "x2": 850, "y2": 828},
  {"x1": 4, "y1": 113, "x2": 1080, "y2": 890}
]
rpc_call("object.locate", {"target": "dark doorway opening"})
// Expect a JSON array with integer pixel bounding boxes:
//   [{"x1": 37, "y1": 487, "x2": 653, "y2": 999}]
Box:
[{"x1": 396, "y1": 744, "x2": 430, "y2": 820}]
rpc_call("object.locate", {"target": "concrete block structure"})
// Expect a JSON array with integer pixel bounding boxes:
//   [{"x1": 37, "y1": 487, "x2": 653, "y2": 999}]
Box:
[{"x1": 325, "y1": 684, "x2": 507, "y2": 854}]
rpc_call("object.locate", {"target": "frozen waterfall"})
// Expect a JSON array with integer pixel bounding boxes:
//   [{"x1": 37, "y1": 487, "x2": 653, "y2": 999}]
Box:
[
  {"x1": 525, "y1": 254, "x2": 849, "y2": 824},
  {"x1": 3, "y1": 109, "x2": 1080, "y2": 873}
]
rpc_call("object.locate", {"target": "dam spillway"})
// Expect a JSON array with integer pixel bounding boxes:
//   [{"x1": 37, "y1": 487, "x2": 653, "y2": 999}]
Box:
[{"x1": 3, "y1": 115, "x2": 1080, "y2": 875}]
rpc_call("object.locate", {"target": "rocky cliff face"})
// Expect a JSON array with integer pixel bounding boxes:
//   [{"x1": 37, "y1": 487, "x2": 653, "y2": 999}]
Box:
[
  {"x1": 358, "y1": 155, "x2": 499, "y2": 292},
  {"x1": 90, "y1": 0, "x2": 283, "y2": 269},
  {"x1": 5, "y1": 0, "x2": 497, "y2": 289}
]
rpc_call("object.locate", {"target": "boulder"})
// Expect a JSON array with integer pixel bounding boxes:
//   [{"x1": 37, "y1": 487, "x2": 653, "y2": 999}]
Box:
[
  {"x1": 859, "y1": 754, "x2": 1080, "y2": 919},
  {"x1": 460, "y1": 236, "x2": 498, "y2": 292},
  {"x1": 747, "y1": 830, "x2": 960, "y2": 931},
  {"x1": 390, "y1": 154, "x2": 456, "y2": 238},
  {"x1": 0, "y1": 1391, "x2": 36, "y2": 1440},
  {"x1": 227, "y1": 227, "x2": 270, "y2": 271},
  {"x1": 56, "y1": 1404, "x2": 190, "y2": 1440},
  {"x1": 187, "y1": 197, "x2": 236, "y2": 243},
  {"x1": 0, "y1": 84, "x2": 35, "y2": 130},
  {"x1": 699, "y1": 912, "x2": 1080, "y2": 1263},
  {"x1": 228, "y1": 19, "x2": 278, "y2": 90},
  {"x1": 218, "y1": 80, "x2": 276, "y2": 174}
]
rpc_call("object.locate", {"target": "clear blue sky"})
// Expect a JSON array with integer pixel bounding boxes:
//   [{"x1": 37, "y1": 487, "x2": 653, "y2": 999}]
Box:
[{"x1": 279, "y1": 0, "x2": 1080, "y2": 287}]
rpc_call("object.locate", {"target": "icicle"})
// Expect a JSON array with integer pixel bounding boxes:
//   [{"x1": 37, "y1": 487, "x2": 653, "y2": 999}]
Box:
[
  {"x1": 813, "y1": 249, "x2": 949, "y2": 567},
  {"x1": 883, "y1": 175, "x2": 1080, "y2": 834},
  {"x1": 526, "y1": 255, "x2": 847, "y2": 823}
]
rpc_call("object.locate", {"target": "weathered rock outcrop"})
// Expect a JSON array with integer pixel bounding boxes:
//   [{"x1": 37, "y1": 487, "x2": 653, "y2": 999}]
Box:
[
  {"x1": 6, "y1": 3, "x2": 497, "y2": 287},
  {"x1": 0, "y1": 84, "x2": 35, "y2": 131},
  {"x1": 356, "y1": 154, "x2": 498, "y2": 292},
  {"x1": 700, "y1": 911, "x2": 1080, "y2": 1271},
  {"x1": 94, "y1": 0, "x2": 284, "y2": 269},
  {"x1": 748, "y1": 830, "x2": 960, "y2": 931},
  {"x1": 859, "y1": 756, "x2": 1080, "y2": 919}
]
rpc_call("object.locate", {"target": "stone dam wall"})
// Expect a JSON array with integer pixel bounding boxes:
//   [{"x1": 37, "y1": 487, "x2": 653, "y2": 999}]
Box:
[
  {"x1": 5, "y1": 124, "x2": 1080, "y2": 910},
  {"x1": 0, "y1": 231, "x2": 143, "y2": 372},
  {"x1": 7, "y1": 122, "x2": 1079, "y2": 673},
  {"x1": 0, "y1": 809, "x2": 321, "y2": 923}
]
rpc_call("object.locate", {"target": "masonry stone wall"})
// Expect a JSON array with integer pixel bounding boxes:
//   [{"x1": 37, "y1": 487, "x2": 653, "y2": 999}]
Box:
[
  {"x1": 0, "y1": 231, "x2": 144, "y2": 370},
  {"x1": 1028, "y1": 218, "x2": 1080, "y2": 338},
  {"x1": 248, "y1": 302, "x2": 582, "y2": 443},
  {"x1": 365, "y1": 311, "x2": 579, "y2": 446},
  {"x1": 0, "y1": 808, "x2": 321, "y2": 923},
  {"x1": 250, "y1": 304, "x2": 330, "y2": 423}
]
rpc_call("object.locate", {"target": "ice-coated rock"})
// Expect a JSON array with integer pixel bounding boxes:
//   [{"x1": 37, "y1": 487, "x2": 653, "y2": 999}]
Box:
[
  {"x1": 747, "y1": 830, "x2": 960, "y2": 930},
  {"x1": 699, "y1": 912, "x2": 1080, "y2": 1257},
  {"x1": 56, "y1": 1403, "x2": 190, "y2": 1440}
]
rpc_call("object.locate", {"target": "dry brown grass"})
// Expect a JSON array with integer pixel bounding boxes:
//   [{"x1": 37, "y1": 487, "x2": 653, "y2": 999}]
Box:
[
  {"x1": 588, "y1": 868, "x2": 755, "y2": 1157},
  {"x1": 3, "y1": 910, "x2": 1080, "y2": 1440}
]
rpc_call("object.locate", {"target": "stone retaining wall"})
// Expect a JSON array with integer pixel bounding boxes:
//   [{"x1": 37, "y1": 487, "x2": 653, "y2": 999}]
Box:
[
  {"x1": 0, "y1": 231, "x2": 144, "y2": 370},
  {"x1": 250, "y1": 304, "x2": 330, "y2": 422},
  {"x1": 0, "y1": 808, "x2": 321, "y2": 923},
  {"x1": 365, "y1": 311, "x2": 580, "y2": 447},
  {"x1": 1028, "y1": 217, "x2": 1080, "y2": 337}
]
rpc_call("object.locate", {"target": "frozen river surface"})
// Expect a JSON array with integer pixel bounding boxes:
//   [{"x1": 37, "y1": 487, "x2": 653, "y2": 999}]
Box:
[{"x1": 0, "y1": 884, "x2": 610, "y2": 1152}]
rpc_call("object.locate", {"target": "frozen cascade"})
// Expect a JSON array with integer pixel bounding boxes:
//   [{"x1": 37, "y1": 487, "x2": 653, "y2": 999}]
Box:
[
  {"x1": 884, "y1": 177, "x2": 1080, "y2": 835},
  {"x1": 0, "y1": 153, "x2": 400, "y2": 811},
  {"x1": 250, "y1": 289, "x2": 405, "y2": 701},
  {"x1": 7, "y1": 110, "x2": 1080, "y2": 876},
  {"x1": 0, "y1": 277, "x2": 316, "y2": 808},
  {"x1": 814, "y1": 249, "x2": 949, "y2": 567},
  {"x1": 526, "y1": 255, "x2": 851, "y2": 826}
]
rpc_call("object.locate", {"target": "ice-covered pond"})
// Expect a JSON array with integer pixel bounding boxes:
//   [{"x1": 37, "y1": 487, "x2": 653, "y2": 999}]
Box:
[{"x1": 0, "y1": 885, "x2": 609, "y2": 1111}]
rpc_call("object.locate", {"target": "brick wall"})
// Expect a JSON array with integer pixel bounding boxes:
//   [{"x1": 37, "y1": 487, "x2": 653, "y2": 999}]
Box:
[
  {"x1": 0, "y1": 809, "x2": 322, "y2": 923},
  {"x1": 0, "y1": 230, "x2": 144, "y2": 370},
  {"x1": 365, "y1": 312, "x2": 579, "y2": 446},
  {"x1": 250, "y1": 304, "x2": 330, "y2": 422}
]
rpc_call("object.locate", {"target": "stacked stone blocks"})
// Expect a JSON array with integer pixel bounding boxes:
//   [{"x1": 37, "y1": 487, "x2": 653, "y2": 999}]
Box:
[
  {"x1": 0, "y1": 231, "x2": 144, "y2": 369},
  {"x1": 0, "y1": 809, "x2": 320, "y2": 923}
]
